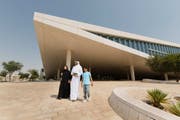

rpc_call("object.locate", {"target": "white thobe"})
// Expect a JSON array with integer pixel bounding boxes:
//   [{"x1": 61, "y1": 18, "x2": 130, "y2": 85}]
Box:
[{"x1": 70, "y1": 64, "x2": 83, "y2": 100}]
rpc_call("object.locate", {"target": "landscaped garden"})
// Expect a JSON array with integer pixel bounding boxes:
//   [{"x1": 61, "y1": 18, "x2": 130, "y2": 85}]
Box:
[{"x1": 146, "y1": 88, "x2": 180, "y2": 117}]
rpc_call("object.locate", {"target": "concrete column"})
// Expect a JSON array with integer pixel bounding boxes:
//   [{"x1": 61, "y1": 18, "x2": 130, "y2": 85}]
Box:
[
  {"x1": 164, "y1": 73, "x2": 168, "y2": 81},
  {"x1": 127, "y1": 72, "x2": 130, "y2": 80},
  {"x1": 130, "y1": 65, "x2": 135, "y2": 81},
  {"x1": 89, "y1": 67, "x2": 91, "y2": 72},
  {"x1": 66, "y1": 50, "x2": 71, "y2": 70},
  {"x1": 57, "y1": 68, "x2": 60, "y2": 80}
]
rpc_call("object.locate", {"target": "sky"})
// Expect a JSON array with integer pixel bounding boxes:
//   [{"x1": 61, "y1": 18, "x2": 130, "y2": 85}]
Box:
[{"x1": 0, "y1": 0, "x2": 180, "y2": 72}]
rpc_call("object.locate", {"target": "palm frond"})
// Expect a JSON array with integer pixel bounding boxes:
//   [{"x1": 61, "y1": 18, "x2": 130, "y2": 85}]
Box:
[
  {"x1": 169, "y1": 102, "x2": 180, "y2": 116},
  {"x1": 147, "y1": 89, "x2": 168, "y2": 109}
]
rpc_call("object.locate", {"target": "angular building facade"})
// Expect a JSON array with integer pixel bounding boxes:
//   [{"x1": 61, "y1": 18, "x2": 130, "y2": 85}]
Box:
[{"x1": 34, "y1": 12, "x2": 180, "y2": 80}]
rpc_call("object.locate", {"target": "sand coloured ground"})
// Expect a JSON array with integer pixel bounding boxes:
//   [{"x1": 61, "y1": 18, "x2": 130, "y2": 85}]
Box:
[{"x1": 0, "y1": 81, "x2": 179, "y2": 120}]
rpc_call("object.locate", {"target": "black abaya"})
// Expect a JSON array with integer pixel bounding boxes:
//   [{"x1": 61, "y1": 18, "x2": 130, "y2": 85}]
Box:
[{"x1": 57, "y1": 70, "x2": 71, "y2": 99}]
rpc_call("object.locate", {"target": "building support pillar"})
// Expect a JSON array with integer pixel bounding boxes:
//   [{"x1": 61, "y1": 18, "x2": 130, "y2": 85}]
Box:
[
  {"x1": 164, "y1": 73, "x2": 168, "y2": 81},
  {"x1": 127, "y1": 72, "x2": 130, "y2": 80},
  {"x1": 89, "y1": 67, "x2": 91, "y2": 72},
  {"x1": 130, "y1": 65, "x2": 135, "y2": 81},
  {"x1": 57, "y1": 68, "x2": 60, "y2": 80},
  {"x1": 66, "y1": 50, "x2": 71, "y2": 70}
]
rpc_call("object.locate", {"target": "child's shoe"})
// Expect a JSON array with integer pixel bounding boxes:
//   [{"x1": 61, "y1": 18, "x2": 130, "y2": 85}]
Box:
[
  {"x1": 83, "y1": 99, "x2": 87, "y2": 102},
  {"x1": 87, "y1": 97, "x2": 91, "y2": 101}
]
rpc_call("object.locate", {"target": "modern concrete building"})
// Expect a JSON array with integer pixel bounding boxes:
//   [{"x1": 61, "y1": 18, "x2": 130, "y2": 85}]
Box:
[{"x1": 34, "y1": 12, "x2": 180, "y2": 80}]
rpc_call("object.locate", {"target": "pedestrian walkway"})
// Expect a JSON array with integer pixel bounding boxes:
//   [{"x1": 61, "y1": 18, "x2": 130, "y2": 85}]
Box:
[
  {"x1": 0, "y1": 81, "x2": 123, "y2": 120},
  {"x1": 0, "y1": 81, "x2": 179, "y2": 120}
]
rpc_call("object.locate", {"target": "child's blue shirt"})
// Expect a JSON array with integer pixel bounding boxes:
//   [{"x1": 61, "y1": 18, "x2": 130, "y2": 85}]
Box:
[{"x1": 82, "y1": 72, "x2": 91, "y2": 85}]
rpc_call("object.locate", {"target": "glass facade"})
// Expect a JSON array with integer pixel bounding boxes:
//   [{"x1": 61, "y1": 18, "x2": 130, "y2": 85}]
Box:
[{"x1": 90, "y1": 32, "x2": 180, "y2": 56}]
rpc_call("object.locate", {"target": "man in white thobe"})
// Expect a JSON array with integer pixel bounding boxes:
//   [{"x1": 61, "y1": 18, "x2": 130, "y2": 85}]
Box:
[{"x1": 70, "y1": 61, "x2": 83, "y2": 101}]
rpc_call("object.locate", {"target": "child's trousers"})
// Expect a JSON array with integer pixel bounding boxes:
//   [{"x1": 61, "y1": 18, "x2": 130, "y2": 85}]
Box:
[{"x1": 83, "y1": 84, "x2": 90, "y2": 99}]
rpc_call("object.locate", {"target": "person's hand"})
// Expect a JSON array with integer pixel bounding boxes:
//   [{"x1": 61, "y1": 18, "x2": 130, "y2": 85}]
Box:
[
  {"x1": 91, "y1": 82, "x2": 93, "y2": 87},
  {"x1": 60, "y1": 73, "x2": 63, "y2": 76},
  {"x1": 68, "y1": 80, "x2": 71, "y2": 83},
  {"x1": 73, "y1": 73, "x2": 78, "y2": 77}
]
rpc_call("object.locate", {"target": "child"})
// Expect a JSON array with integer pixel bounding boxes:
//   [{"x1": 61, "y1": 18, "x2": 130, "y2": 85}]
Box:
[{"x1": 81, "y1": 67, "x2": 93, "y2": 102}]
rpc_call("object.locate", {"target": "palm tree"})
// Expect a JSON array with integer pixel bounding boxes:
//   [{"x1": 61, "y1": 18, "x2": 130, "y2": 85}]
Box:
[
  {"x1": 159, "y1": 55, "x2": 173, "y2": 80},
  {"x1": 146, "y1": 53, "x2": 180, "y2": 80},
  {"x1": 169, "y1": 54, "x2": 180, "y2": 82},
  {"x1": 146, "y1": 55, "x2": 169, "y2": 80},
  {"x1": 146, "y1": 55, "x2": 161, "y2": 73}
]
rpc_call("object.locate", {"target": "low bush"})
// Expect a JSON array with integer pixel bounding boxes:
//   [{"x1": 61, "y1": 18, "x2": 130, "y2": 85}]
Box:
[
  {"x1": 169, "y1": 102, "x2": 180, "y2": 117},
  {"x1": 147, "y1": 89, "x2": 168, "y2": 109}
]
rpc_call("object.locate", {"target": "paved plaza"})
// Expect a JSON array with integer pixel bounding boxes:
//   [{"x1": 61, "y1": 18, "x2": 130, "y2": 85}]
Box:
[{"x1": 0, "y1": 81, "x2": 179, "y2": 120}]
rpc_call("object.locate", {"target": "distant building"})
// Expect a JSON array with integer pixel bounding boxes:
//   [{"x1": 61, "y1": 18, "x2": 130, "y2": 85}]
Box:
[{"x1": 34, "y1": 12, "x2": 180, "y2": 80}]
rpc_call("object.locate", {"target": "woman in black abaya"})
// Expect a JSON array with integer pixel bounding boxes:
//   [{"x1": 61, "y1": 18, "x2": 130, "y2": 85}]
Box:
[{"x1": 57, "y1": 65, "x2": 71, "y2": 99}]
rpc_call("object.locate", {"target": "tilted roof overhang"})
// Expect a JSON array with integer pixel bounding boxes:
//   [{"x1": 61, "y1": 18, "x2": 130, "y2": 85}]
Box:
[
  {"x1": 34, "y1": 12, "x2": 177, "y2": 78},
  {"x1": 34, "y1": 12, "x2": 180, "y2": 48}
]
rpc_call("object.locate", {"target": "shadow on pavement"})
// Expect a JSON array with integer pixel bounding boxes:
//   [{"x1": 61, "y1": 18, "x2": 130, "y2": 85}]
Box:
[{"x1": 50, "y1": 94, "x2": 58, "y2": 98}]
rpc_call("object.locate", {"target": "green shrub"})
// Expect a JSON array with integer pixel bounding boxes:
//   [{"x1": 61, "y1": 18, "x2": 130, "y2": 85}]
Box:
[
  {"x1": 147, "y1": 89, "x2": 168, "y2": 109},
  {"x1": 19, "y1": 72, "x2": 29, "y2": 79},
  {"x1": 169, "y1": 102, "x2": 180, "y2": 117},
  {"x1": 146, "y1": 53, "x2": 180, "y2": 80},
  {"x1": 0, "y1": 70, "x2": 8, "y2": 77},
  {"x1": 28, "y1": 69, "x2": 39, "y2": 81}
]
